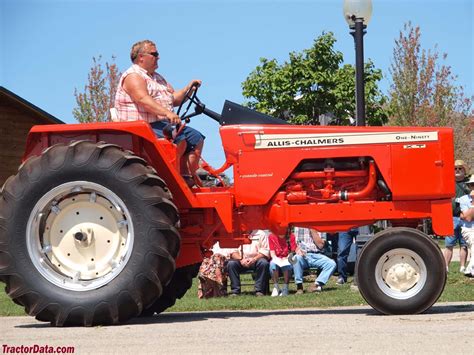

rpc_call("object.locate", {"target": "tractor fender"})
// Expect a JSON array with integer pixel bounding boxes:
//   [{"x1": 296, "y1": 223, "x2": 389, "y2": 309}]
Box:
[{"x1": 23, "y1": 121, "x2": 196, "y2": 209}]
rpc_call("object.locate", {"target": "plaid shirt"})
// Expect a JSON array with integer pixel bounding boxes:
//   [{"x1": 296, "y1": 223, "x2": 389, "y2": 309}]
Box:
[
  {"x1": 293, "y1": 227, "x2": 321, "y2": 253},
  {"x1": 114, "y1": 64, "x2": 174, "y2": 123}
]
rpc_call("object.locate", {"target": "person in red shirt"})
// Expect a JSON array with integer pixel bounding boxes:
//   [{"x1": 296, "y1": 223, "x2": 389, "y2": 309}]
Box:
[{"x1": 269, "y1": 230, "x2": 296, "y2": 296}]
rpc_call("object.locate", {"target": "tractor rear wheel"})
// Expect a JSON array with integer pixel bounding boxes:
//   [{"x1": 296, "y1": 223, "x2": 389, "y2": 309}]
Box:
[
  {"x1": 0, "y1": 141, "x2": 180, "y2": 326},
  {"x1": 356, "y1": 227, "x2": 446, "y2": 315},
  {"x1": 142, "y1": 262, "x2": 200, "y2": 316}
]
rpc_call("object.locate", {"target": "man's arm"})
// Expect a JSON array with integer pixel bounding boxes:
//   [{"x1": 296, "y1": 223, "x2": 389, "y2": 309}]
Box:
[
  {"x1": 251, "y1": 252, "x2": 268, "y2": 262},
  {"x1": 460, "y1": 207, "x2": 474, "y2": 222},
  {"x1": 269, "y1": 250, "x2": 277, "y2": 260},
  {"x1": 240, "y1": 252, "x2": 268, "y2": 268},
  {"x1": 122, "y1": 73, "x2": 181, "y2": 124},
  {"x1": 310, "y1": 229, "x2": 325, "y2": 250},
  {"x1": 229, "y1": 251, "x2": 242, "y2": 260},
  {"x1": 172, "y1": 79, "x2": 202, "y2": 106},
  {"x1": 460, "y1": 195, "x2": 474, "y2": 222}
]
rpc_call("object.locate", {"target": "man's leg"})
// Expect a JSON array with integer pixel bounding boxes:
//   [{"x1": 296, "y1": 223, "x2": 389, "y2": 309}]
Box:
[
  {"x1": 179, "y1": 142, "x2": 190, "y2": 174},
  {"x1": 177, "y1": 125, "x2": 205, "y2": 184},
  {"x1": 307, "y1": 253, "x2": 337, "y2": 286},
  {"x1": 186, "y1": 140, "x2": 203, "y2": 175},
  {"x1": 443, "y1": 228, "x2": 457, "y2": 271},
  {"x1": 444, "y1": 246, "x2": 454, "y2": 269},
  {"x1": 445, "y1": 217, "x2": 461, "y2": 271},
  {"x1": 252, "y1": 258, "x2": 270, "y2": 294},
  {"x1": 337, "y1": 231, "x2": 354, "y2": 282},
  {"x1": 226, "y1": 259, "x2": 243, "y2": 295},
  {"x1": 293, "y1": 255, "x2": 309, "y2": 284}
]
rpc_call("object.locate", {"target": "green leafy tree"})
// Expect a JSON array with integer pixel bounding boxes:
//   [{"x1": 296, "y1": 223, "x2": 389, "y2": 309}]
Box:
[
  {"x1": 388, "y1": 23, "x2": 473, "y2": 166},
  {"x1": 73, "y1": 56, "x2": 121, "y2": 123},
  {"x1": 242, "y1": 32, "x2": 388, "y2": 126}
]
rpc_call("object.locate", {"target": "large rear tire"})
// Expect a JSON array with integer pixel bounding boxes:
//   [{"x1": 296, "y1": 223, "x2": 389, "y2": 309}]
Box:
[
  {"x1": 356, "y1": 227, "x2": 446, "y2": 314},
  {"x1": 0, "y1": 141, "x2": 180, "y2": 326}
]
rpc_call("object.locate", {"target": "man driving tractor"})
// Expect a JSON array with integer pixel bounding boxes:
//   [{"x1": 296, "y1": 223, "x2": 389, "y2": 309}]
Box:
[{"x1": 114, "y1": 39, "x2": 204, "y2": 186}]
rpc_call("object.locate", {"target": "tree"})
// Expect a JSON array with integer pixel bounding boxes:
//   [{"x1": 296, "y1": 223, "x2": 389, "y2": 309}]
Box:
[
  {"x1": 388, "y1": 22, "x2": 473, "y2": 165},
  {"x1": 73, "y1": 56, "x2": 121, "y2": 123},
  {"x1": 241, "y1": 32, "x2": 388, "y2": 126}
]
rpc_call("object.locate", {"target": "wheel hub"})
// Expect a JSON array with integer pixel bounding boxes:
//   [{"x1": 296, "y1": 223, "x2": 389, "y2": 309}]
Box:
[
  {"x1": 384, "y1": 258, "x2": 420, "y2": 292},
  {"x1": 27, "y1": 182, "x2": 134, "y2": 291},
  {"x1": 375, "y1": 248, "x2": 427, "y2": 299}
]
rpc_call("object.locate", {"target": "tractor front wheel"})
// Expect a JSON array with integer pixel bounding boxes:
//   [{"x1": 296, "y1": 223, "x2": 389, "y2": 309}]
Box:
[{"x1": 356, "y1": 227, "x2": 446, "y2": 315}]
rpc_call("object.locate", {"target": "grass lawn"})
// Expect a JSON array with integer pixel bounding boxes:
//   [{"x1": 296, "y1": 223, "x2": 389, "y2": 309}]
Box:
[
  {"x1": 0, "y1": 288, "x2": 24, "y2": 317},
  {"x1": 1, "y1": 261, "x2": 473, "y2": 317}
]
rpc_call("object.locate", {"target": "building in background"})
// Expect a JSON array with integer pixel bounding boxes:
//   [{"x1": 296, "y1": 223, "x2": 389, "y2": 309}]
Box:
[{"x1": 0, "y1": 86, "x2": 63, "y2": 186}]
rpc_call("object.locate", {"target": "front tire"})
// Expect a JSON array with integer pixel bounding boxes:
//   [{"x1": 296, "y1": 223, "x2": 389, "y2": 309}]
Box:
[
  {"x1": 356, "y1": 227, "x2": 446, "y2": 315},
  {"x1": 0, "y1": 141, "x2": 180, "y2": 326}
]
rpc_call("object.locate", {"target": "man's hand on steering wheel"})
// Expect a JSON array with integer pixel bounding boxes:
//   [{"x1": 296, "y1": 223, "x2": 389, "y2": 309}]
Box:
[
  {"x1": 165, "y1": 111, "x2": 181, "y2": 125},
  {"x1": 187, "y1": 79, "x2": 202, "y2": 93},
  {"x1": 177, "y1": 80, "x2": 202, "y2": 121}
]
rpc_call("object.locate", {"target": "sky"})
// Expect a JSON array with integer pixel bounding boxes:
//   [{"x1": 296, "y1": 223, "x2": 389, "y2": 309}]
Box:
[{"x1": 1, "y1": 0, "x2": 472, "y2": 168}]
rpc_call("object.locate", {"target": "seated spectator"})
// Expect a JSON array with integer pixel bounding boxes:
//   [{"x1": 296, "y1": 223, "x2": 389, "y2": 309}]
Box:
[
  {"x1": 269, "y1": 230, "x2": 296, "y2": 297},
  {"x1": 197, "y1": 253, "x2": 227, "y2": 299},
  {"x1": 459, "y1": 175, "x2": 474, "y2": 276},
  {"x1": 213, "y1": 230, "x2": 270, "y2": 296},
  {"x1": 292, "y1": 227, "x2": 336, "y2": 293}
]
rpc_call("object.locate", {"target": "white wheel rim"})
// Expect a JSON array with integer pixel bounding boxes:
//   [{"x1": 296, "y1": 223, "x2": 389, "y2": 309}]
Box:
[
  {"x1": 374, "y1": 248, "x2": 427, "y2": 300},
  {"x1": 27, "y1": 181, "x2": 134, "y2": 291}
]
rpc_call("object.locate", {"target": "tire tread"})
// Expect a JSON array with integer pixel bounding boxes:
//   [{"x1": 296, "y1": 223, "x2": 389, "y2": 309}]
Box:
[{"x1": 0, "y1": 140, "x2": 180, "y2": 326}]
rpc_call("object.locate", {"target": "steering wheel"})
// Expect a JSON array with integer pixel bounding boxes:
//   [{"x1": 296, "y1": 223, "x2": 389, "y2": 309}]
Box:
[
  {"x1": 176, "y1": 83, "x2": 201, "y2": 123},
  {"x1": 165, "y1": 83, "x2": 203, "y2": 142}
]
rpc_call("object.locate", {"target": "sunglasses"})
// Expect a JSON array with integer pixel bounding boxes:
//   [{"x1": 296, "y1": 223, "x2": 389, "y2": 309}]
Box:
[
  {"x1": 455, "y1": 167, "x2": 465, "y2": 171},
  {"x1": 143, "y1": 51, "x2": 159, "y2": 58}
]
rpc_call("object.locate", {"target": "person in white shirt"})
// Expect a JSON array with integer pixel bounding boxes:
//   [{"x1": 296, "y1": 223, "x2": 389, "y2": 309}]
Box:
[{"x1": 213, "y1": 230, "x2": 270, "y2": 296}]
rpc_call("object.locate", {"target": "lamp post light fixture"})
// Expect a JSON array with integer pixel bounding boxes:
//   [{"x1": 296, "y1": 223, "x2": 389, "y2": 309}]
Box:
[{"x1": 343, "y1": 0, "x2": 372, "y2": 127}]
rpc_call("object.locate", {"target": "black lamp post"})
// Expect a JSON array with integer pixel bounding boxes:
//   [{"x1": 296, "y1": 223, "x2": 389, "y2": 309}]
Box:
[
  {"x1": 343, "y1": 1, "x2": 373, "y2": 289},
  {"x1": 343, "y1": 0, "x2": 372, "y2": 126}
]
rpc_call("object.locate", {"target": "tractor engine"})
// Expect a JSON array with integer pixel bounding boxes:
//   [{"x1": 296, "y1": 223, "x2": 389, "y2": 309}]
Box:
[{"x1": 285, "y1": 157, "x2": 388, "y2": 204}]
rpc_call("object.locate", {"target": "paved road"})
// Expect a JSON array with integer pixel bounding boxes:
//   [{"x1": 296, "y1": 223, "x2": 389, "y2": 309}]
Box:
[{"x1": 1, "y1": 302, "x2": 473, "y2": 354}]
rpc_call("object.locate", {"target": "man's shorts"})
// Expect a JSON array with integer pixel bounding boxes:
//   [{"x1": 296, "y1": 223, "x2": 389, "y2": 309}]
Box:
[
  {"x1": 445, "y1": 217, "x2": 467, "y2": 248},
  {"x1": 151, "y1": 121, "x2": 205, "y2": 154}
]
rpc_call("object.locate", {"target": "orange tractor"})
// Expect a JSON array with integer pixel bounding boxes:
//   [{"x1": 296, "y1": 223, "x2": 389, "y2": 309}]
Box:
[{"x1": 0, "y1": 87, "x2": 454, "y2": 326}]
